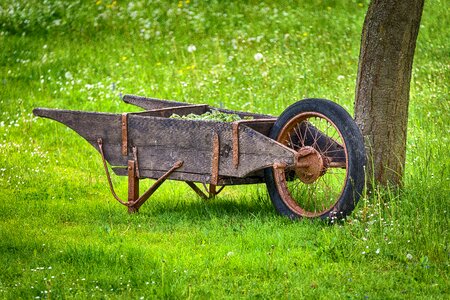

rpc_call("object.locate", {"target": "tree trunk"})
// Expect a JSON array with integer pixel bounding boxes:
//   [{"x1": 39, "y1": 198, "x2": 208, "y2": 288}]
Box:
[{"x1": 355, "y1": 0, "x2": 424, "y2": 187}]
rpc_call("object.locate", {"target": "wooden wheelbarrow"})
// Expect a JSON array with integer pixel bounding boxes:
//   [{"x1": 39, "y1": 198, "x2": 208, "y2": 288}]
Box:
[{"x1": 33, "y1": 95, "x2": 365, "y2": 220}]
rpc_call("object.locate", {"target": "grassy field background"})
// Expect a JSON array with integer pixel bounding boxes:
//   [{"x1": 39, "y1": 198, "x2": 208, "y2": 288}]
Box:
[{"x1": 0, "y1": 0, "x2": 448, "y2": 298}]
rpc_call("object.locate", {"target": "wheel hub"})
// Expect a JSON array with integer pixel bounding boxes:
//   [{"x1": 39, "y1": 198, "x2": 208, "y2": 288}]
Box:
[{"x1": 295, "y1": 146, "x2": 326, "y2": 184}]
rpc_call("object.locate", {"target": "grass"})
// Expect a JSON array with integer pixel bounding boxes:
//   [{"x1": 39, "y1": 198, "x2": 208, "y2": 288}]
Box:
[{"x1": 0, "y1": 0, "x2": 449, "y2": 298}]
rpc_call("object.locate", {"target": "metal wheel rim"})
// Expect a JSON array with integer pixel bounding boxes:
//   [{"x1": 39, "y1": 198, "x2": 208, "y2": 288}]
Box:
[{"x1": 273, "y1": 112, "x2": 349, "y2": 218}]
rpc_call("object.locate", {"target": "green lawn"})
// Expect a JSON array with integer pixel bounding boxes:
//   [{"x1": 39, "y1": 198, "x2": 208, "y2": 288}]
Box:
[{"x1": 0, "y1": 0, "x2": 448, "y2": 298}]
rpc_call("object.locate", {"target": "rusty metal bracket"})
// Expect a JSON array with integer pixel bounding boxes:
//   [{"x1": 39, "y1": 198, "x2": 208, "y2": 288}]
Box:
[
  {"x1": 121, "y1": 113, "x2": 128, "y2": 156},
  {"x1": 186, "y1": 181, "x2": 209, "y2": 200},
  {"x1": 232, "y1": 119, "x2": 277, "y2": 169},
  {"x1": 211, "y1": 132, "x2": 220, "y2": 186}
]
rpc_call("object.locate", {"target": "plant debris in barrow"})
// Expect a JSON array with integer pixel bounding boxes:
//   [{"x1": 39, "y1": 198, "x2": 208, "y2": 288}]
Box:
[{"x1": 170, "y1": 110, "x2": 252, "y2": 122}]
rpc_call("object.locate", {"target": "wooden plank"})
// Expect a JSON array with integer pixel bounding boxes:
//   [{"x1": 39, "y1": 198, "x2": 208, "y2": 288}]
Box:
[
  {"x1": 218, "y1": 176, "x2": 264, "y2": 185},
  {"x1": 213, "y1": 107, "x2": 274, "y2": 120},
  {"x1": 123, "y1": 94, "x2": 192, "y2": 110},
  {"x1": 112, "y1": 167, "x2": 211, "y2": 183},
  {"x1": 112, "y1": 167, "x2": 264, "y2": 185},
  {"x1": 131, "y1": 105, "x2": 208, "y2": 118}
]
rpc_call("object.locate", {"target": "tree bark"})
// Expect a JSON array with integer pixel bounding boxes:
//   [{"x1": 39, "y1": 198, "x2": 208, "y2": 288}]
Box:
[{"x1": 355, "y1": 0, "x2": 424, "y2": 187}]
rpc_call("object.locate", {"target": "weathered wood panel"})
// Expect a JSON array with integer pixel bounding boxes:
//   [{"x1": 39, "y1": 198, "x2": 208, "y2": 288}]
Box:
[
  {"x1": 33, "y1": 108, "x2": 121, "y2": 143},
  {"x1": 243, "y1": 121, "x2": 274, "y2": 136},
  {"x1": 123, "y1": 94, "x2": 189, "y2": 110},
  {"x1": 126, "y1": 115, "x2": 296, "y2": 178},
  {"x1": 33, "y1": 108, "x2": 126, "y2": 165},
  {"x1": 213, "y1": 107, "x2": 273, "y2": 120},
  {"x1": 132, "y1": 105, "x2": 208, "y2": 118}
]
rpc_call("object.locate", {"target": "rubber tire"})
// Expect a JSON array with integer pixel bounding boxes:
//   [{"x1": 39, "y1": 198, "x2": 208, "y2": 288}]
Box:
[{"x1": 264, "y1": 99, "x2": 366, "y2": 220}]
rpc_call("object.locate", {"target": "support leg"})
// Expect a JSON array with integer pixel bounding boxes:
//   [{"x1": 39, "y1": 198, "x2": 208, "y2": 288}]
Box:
[
  {"x1": 127, "y1": 160, "x2": 183, "y2": 213},
  {"x1": 186, "y1": 182, "x2": 225, "y2": 200},
  {"x1": 127, "y1": 160, "x2": 139, "y2": 213}
]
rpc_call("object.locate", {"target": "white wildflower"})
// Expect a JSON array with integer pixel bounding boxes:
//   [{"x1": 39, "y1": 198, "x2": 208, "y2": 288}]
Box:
[
  {"x1": 254, "y1": 52, "x2": 264, "y2": 61},
  {"x1": 64, "y1": 72, "x2": 73, "y2": 80},
  {"x1": 187, "y1": 44, "x2": 196, "y2": 53}
]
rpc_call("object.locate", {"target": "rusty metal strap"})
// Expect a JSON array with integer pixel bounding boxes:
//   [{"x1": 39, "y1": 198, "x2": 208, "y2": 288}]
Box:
[
  {"x1": 121, "y1": 113, "x2": 128, "y2": 156},
  {"x1": 97, "y1": 138, "x2": 129, "y2": 206},
  {"x1": 211, "y1": 132, "x2": 220, "y2": 185}
]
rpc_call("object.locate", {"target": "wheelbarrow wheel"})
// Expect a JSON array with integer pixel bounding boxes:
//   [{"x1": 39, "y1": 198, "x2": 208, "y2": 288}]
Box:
[{"x1": 264, "y1": 99, "x2": 366, "y2": 220}]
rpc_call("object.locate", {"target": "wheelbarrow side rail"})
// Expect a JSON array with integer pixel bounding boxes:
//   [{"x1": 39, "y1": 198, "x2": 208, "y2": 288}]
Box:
[{"x1": 123, "y1": 94, "x2": 273, "y2": 120}]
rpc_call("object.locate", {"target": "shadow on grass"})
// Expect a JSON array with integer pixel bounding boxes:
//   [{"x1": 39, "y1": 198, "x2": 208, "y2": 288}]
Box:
[
  {"x1": 131, "y1": 194, "x2": 279, "y2": 222},
  {"x1": 94, "y1": 192, "x2": 328, "y2": 230}
]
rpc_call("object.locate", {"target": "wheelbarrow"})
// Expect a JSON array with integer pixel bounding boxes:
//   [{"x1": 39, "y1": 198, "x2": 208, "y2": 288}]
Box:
[{"x1": 33, "y1": 95, "x2": 366, "y2": 220}]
